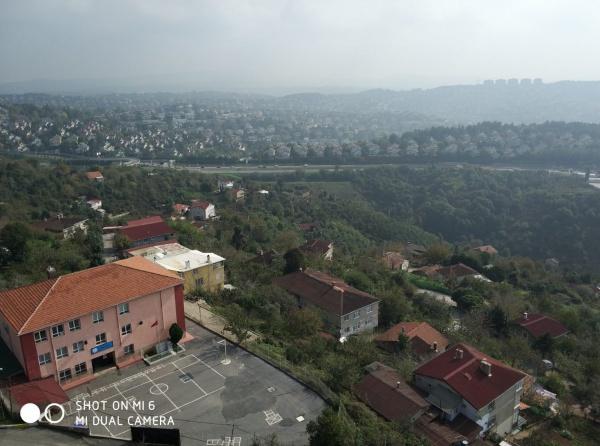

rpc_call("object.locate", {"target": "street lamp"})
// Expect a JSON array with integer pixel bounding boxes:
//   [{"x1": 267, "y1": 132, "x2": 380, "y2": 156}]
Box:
[{"x1": 218, "y1": 339, "x2": 231, "y2": 365}]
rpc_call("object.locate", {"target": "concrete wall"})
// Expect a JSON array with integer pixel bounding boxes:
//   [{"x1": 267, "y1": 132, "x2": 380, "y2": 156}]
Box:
[
  {"x1": 339, "y1": 301, "x2": 379, "y2": 337},
  {"x1": 0, "y1": 312, "x2": 25, "y2": 369},
  {"x1": 181, "y1": 262, "x2": 225, "y2": 294},
  {"x1": 415, "y1": 373, "x2": 525, "y2": 436}
]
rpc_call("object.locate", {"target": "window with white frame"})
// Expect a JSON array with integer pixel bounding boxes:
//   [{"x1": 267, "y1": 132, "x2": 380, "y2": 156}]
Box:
[
  {"x1": 73, "y1": 340, "x2": 84, "y2": 353},
  {"x1": 124, "y1": 344, "x2": 134, "y2": 355},
  {"x1": 121, "y1": 323, "x2": 132, "y2": 336},
  {"x1": 51, "y1": 324, "x2": 64, "y2": 337},
  {"x1": 95, "y1": 333, "x2": 106, "y2": 345},
  {"x1": 343, "y1": 314, "x2": 350, "y2": 321},
  {"x1": 367, "y1": 304, "x2": 374, "y2": 313},
  {"x1": 38, "y1": 352, "x2": 51, "y2": 365},
  {"x1": 56, "y1": 346, "x2": 68, "y2": 359},
  {"x1": 68, "y1": 319, "x2": 81, "y2": 331},
  {"x1": 92, "y1": 311, "x2": 104, "y2": 324},
  {"x1": 58, "y1": 368, "x2": 72, "y2": 382},
  {"x1": 118, "y1": 303, "x2": 129, "y2": 315},
  {"x1": 34, "y1": 330, "x2": 47, "y2": 343},
  {"x1": 74, "y1": 362, "x2": 87, "y2": 375},
  {"x1": 353, "y1": 311, "x2": 360, "y2": 319}
]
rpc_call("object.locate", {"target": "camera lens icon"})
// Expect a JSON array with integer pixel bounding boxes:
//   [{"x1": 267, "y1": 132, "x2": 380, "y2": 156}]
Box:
[{"x1": 20, "y1": 402, "x2": 66, "y2": 424}]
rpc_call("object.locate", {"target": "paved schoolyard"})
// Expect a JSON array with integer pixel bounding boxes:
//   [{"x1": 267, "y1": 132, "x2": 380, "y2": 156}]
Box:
[{"x1": 59, "y1": 322, "x2": 325, "y2": 445}]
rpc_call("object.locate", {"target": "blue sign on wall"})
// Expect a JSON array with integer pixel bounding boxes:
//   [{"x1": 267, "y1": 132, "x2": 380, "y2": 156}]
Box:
[{"x1": 91, "y1": 341, "x2": 113, "y2": 355}]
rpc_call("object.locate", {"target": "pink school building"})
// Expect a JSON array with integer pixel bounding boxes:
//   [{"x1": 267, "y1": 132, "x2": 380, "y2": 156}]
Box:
[{"x1": 0, "y1": 257, "x2": 186, "y2": 389}]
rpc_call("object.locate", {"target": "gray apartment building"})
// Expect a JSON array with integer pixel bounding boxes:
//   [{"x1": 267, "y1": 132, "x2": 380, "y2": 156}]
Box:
[{"x1": 273, "y1": 268, "x2": 379, "y2": 340}]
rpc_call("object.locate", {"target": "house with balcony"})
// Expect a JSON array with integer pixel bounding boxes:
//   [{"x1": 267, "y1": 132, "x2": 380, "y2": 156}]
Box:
[
  {"x1": 0, "y1": 257, "x2": 186, "y2": 390},
  {"x1": 414, "y1": 343, "x2": 527, "y2": 437},
  {"x1": 273, "y1": 269, "x2": 379, "y2": 340}
]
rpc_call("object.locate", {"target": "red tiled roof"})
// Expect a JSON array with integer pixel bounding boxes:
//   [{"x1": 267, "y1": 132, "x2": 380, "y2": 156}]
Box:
[
  {"x1": 436, "y1": 263, "x2": 479, "y2": 280},
  {"x1": 173, "y1": 204, "x2": 189, "y2": 213},
  {"x1": 298, "y1": 223, "x2": 317, "y2": 231},
  {"x1": 472, "y1": 245, "x2": 498, "y2": 255},
  {"x1": 354, "y1": 362, "x2": 428, "y2": 423},
  {"x1": 301, "y1": 239, "x2": 333, "y2": 254},
  {"x1": 10, "y1": 377, "x2": 69, "y2": 407},
  {"x1": 190, "y1": 200, "x2": 212, "y2": 210},
  {"x1": 126, "y1": 215, "x2": 164, "y2": 227},
  {"x1": 376, "y1": 322, "x2": 448, "y2": 356},
  {"x1": 382, "y1": 251, "x2": 408, "y2": 269},
  {"x1": 515, "y1": 313, "x2": 569, "y2": 339},
  {"x1": 121, "y1": 220, "x2": 173, "y2": 242},
  {"x1": 125, "y1": 238, "x2": 178, "y2": 255},
  {"x1": 0, "y1": 257, "x2": 182, "y2": 335},
  {"x1": 273, "y1": 269, "x2": 378, "y2": 316},
  {"x1": 414, "y1": 343, "x2": 526, "y2": 409},
  {"x1": 85, "y1": 171, "x2": 103, "y2": 180}
]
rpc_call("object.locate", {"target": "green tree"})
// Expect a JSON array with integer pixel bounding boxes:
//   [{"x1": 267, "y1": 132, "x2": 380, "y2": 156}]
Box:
[
  {"x1": 169, "y1": 323, "x2": 184, "y2": 348},
  {"x1": 287, "y1": 308, "x2": 323, "y2": 338},
  {"x1": 0, "y1": 222, "x2": 32, "y2": 262},
  {"x1": 283, "y1": 248, "x2": 305, "y2": 274},
  {"x1": 222, "y1": 304, "x2": 252, "y2": 344},
  {"x1": 231, "y1": 226, "x2": 246, "y2": 250},
  {"x1": 307, "y1": 407, "x2": 356, "y2": 446}
]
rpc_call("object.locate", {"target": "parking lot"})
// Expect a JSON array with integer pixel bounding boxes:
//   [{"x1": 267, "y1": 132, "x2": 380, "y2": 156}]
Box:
[{"x1": 60, "y1": 322, "x2": 325, "y2": 445}]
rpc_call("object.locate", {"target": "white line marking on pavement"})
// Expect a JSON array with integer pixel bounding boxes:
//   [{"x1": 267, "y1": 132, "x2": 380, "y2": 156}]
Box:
[
  {"x1": 144, "y1": 372, "x2": 179, "y2": 411},
  {"x1": 173, "y1": 362, "x2": 208, "y2": 396},
  {"x1": 195, "y1": 355, "x2": 226, "y2": 379},
  {"x1": 161, "y1": 386, "x2": 225, "y2": 416}
]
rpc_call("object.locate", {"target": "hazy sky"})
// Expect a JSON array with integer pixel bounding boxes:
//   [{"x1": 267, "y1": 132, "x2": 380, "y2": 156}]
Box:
[{"x1": 1, "y1": 0, "x2": 600, "y2": 92}]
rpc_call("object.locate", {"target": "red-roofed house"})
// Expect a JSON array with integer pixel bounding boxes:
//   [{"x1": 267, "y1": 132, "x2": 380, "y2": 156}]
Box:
[
  {"x1": 172, "y1": 203, "x2": 190, "y2": 216},
  {"x1": 273, "y1": 269, "x2": 378, "y2": 339},
  {"x1": 375, "y1": 322, "x2": 448, "y2": 358},
  {"x1": 189, "y1": 200, "x2": 216, "y2": 220},
  {"x1": 120, "y1": 216, "x2": 175, "y2": 249},
  {"x1": 382, "y1": 251, "x2": 410, "y2": 271},
  {"x1": 472, "y1": 245, "x2": 498, "y2": 256},
  {"x1": 354, "y1": 362, "x2": 429, "y2": 423},
  {"x1": 300, "y1": 239, "x2": 334, "y2": 261},
  {"x1": 515, "y1": 312, "x2": 569, "y2": 339},
  {"x1": 414, "y1": 343, "x2": 526, "y2": 436},
  {"x1": 85, "y1": 171, "x2": 104, "y2": 182},
  {"x1": 0, "y1": 257, "x2": 186, "y2": 390},
  {"x1": 434, "y1": 263, "x2": 490, "y2": 283}
]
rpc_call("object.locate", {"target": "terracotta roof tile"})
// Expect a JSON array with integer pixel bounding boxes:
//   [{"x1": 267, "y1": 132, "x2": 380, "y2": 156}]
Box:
[
  {"x1": 354, "y1": 362, "x2": 429, "y2": 423},
  {"x1": 0, "y1": 257, "x2": 182, "y2": 335},
  {"x1": 125, "y1": 215, "x2": 165, "y2": 227},
  {"x1": 273, "y1": 269, "x2": 378, "y2": 316},
  {"x1": 515, "y1": 313, "x2": 569, "y2": 339},
  {"x1": 376, "y1": 322, "x2": 449, "y2": 356},
  {"x1": 415, "y1": 343, "x2": 526, "y2": 409},
  {"x1": 121, "y1": 220, "x2": 173, "y2": 242}
]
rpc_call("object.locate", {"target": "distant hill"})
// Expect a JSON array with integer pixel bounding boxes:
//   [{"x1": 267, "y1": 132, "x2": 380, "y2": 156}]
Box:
[{"x1": 275, "y1": 81, "x2": 600, "y2": 124}]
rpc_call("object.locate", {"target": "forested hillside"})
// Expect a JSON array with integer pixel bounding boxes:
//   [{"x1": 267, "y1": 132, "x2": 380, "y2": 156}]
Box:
[{"x1": 347, "y1": 166, "x2": 600, "y2": 271}]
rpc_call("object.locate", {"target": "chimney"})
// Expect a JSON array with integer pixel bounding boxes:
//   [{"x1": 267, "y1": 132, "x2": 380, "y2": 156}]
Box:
[
  {"x1": 432, "y1": 341, "x2": 438, "y2": 352},
  {"x1": 454, "y1": 348, "x2": 464, "y2": 360},
  {"x1": 185, "y1": 259, "x2": 191, "y2": 269},
  {"x1": 46, "y1": 265, "x2": 57, "y2": 279},
  {"x1": 480, "y1": 359, "x2": 492, "y2": 377},
  {"x1": 523, "y1": 312, "x2": 528, "y2": 320}
]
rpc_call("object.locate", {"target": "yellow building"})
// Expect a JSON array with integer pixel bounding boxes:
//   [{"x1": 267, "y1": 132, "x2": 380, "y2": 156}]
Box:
[{"x1": 128, "y1": 243, "x2": 225, "y2": 295}]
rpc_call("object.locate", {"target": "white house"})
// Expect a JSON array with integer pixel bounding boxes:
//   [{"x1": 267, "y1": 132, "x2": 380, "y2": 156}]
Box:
[{"x1": 189, "y1": 200, "x2": 216, "y2": 220}]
